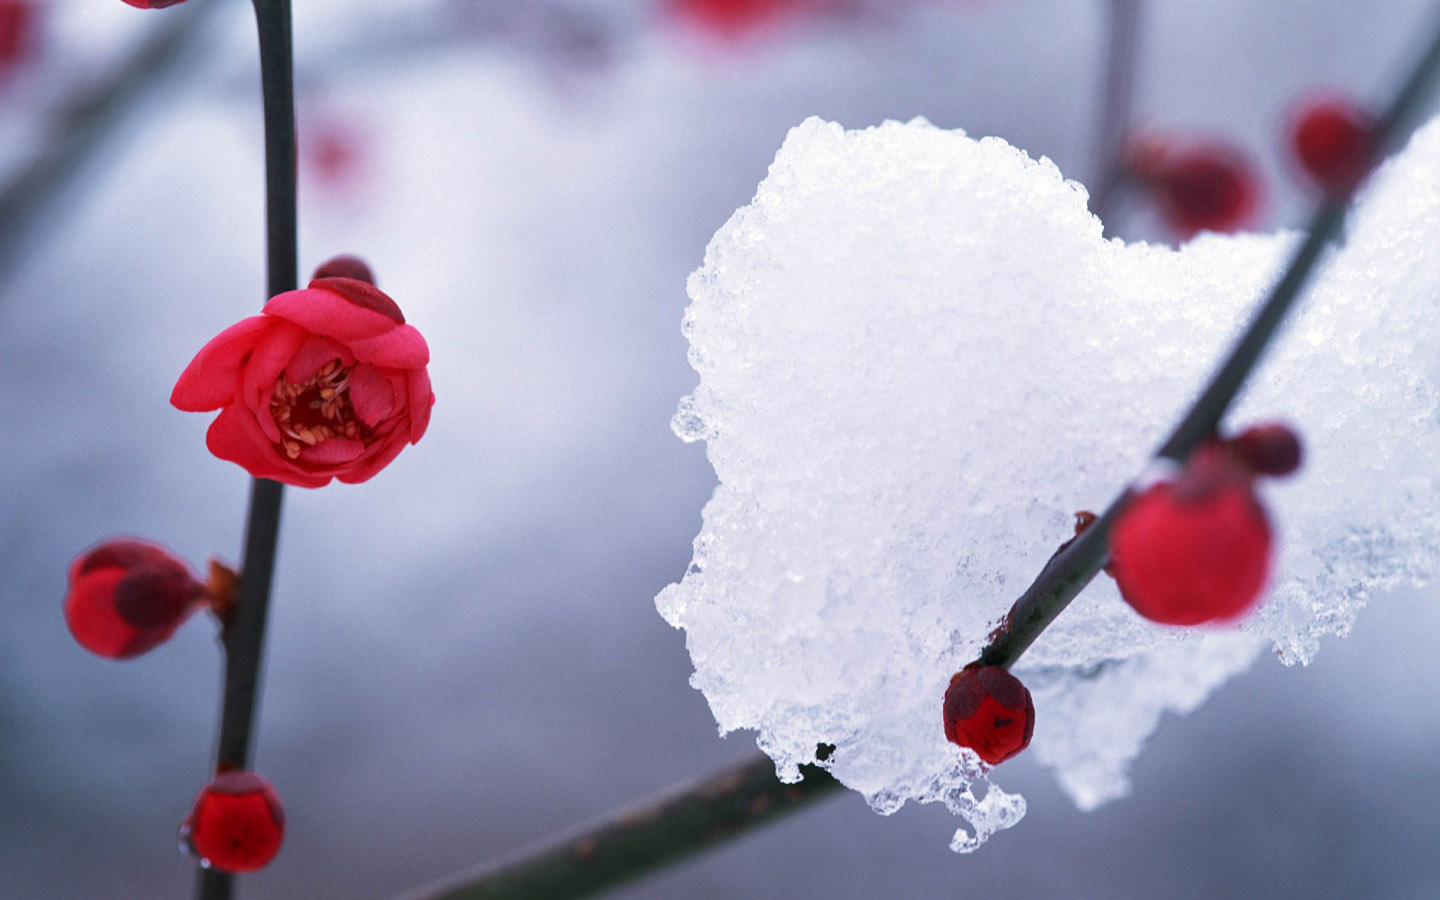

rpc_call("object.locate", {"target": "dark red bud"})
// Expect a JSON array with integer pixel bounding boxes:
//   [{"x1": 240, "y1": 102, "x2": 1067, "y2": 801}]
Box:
[
  {"x1": 64, "y1": 539, "x2": 203, "y2": 659},
  {"x1": 1290, "y1": 95, "x2": 1377, "y2": 194},
  {"x1": 310, "y1": 254, "x2": 375, "y2": 285},
  {"x1": 942, "y1": 664, "x2": 1035, "y2": 765},
  {"x1": 1230, "y1": 423, "x2": 1303, "y2": 478},
  {"x1": 1128, "y1": 136, "x2": 1262, "y2": 238}
]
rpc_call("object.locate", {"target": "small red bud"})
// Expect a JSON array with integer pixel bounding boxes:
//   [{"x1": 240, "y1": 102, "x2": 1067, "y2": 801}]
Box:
[
  {"x1": 942, "y1": 664, "x2": 1035, "y2": 765},
  {"x1": 666, "y1": 0, "x2": 813, "y2": 39},
  {"x1": 303, "y1": 120, "x2": 367, "y2": 191},
  {"x1": 1110, "y1": 445, "x2": 1272, "y2": 625},
  {"x1": 310, "y1": 254, "x2": 375, "y2": 286},
  {"x1": 64, "y1": 539, "x2": 205, "y2": 659},
  {"x1": 119, "y1": 0, "x2": 189, "y2": 9},
  {"x1": 1229, "y1": 423, "x2": 1303, "y2": 478},
  {"x1": 1289, "y1": 95, "x2": 1376, "y2": 195},
  {"x1": 1129, "y1": 136, "x2": 1261, "y2": 238},
  {"x1": 181, "y1": 771, "x2": 286, "y2": 874},
  {"x1": 0, "y1": 1, "x2": 35, "y2": 71}
]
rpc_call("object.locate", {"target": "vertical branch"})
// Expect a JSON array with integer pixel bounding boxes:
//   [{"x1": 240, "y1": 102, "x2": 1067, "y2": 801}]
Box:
[
  {"x1": 197, "y1": 2, "x2": 295, "y2": 898},
  {"x1": 1087, "y1": 0, "x2": 1143, "y2": 231},
  {"x1": 251, "y1": 0, "x2": 299, "y2": 299}
]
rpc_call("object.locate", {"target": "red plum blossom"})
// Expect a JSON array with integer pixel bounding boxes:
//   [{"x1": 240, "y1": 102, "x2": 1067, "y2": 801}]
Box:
[{"x1": 171, "y1": 277, "x2": 433, "y2": 488}]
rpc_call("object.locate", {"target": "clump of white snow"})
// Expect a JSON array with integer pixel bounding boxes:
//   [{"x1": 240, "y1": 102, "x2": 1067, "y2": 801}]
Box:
[{"x1": 657, "y1": 115, "x2": 1440, "y2": 849}]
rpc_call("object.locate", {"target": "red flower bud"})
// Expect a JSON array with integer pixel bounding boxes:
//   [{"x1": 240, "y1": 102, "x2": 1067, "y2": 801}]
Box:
[
  {"x1": 171, "y1": 277, "x2": 433, "y2": 488},
  {"x1": 1289, "y1": 95, "x2": 1377, "y2": 195},
  {"x1": 302, "y1": 120, "x2": 369, "y2": 194},
  {"x1": 311, "y1": 254, "x2": 375, "y2": 286},
  {"x1": 119, "y1": 0, "x2": 189, "y2": 8},
  {"x1": 1109, "y1": 444, "x2": 1273, "y2": 626},
  {"x1": 1229, "y1": 422, "x2": 1303, "y2": 478},
  {"x1": 181, "y1": 771, "x2": 285, "y2": 874},
  {"x1": 942, "y1": 664, "x2": 1035, "y2": 765},
  {"x1": 1128, "y1": 136, "x2": 1261, "y2": 238},
  {"x1": 666, "y1": 0, "x2": 814, "y2": 39},
  {"x1": 0, "y1": 1, "x2": 35, "y2": 72},
  {"x1": 64, "y1": 539, "x2": 204, "y2": 659}
]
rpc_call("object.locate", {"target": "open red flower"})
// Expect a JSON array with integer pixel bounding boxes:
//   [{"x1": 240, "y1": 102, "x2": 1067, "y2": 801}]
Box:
[
  {"x1": 64, "y1": 539, "x2": 204, "y2": 659},
  {"x1": 172, "y1": 276, "x2": 433, "y2": 488}
]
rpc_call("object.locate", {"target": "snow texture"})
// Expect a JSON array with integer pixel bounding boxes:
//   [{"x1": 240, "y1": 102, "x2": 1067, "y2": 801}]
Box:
[{"x1": 657, "y1": 116, "x2": 1440, "y2": 849}]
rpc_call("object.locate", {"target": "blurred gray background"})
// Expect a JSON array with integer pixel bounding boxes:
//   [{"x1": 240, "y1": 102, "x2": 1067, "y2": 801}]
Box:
[{"x1": 2, "y1": 0, "x2": 1439, "y2": 897}]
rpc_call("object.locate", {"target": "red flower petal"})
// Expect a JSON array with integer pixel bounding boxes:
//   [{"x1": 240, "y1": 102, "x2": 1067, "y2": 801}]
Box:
[
  {"x1": 335, "y1": 430, "x2": 409, "y2": 484},
  {"x1": 240, "y1": 321, "x2": 308, "y2": 412},
  {"x1": 284, "y1": 334, "x2": 350, "y2": 384},
  {"x1": 307, "y1": 276, "x2": 403, "y2": 323},
  {"x1": 205, "y1": 405, "x2": 331, "y2": 488},
  {"x1": 263, "y1": 287, "x2": 399, "y2": 342},
  {"x1": 347, "y1": 323, "x2": 430, "y2": 369},
  {"x1": 348, "y1": 364, "x2": 395, "y2": 427},
  {"x1": 406, "y1": 368, "x2": 434, "y2": 443},
  {"x1": 299, "y1": 437, "x2": 365, "y2": 465},
  {"x1": 170, "y1": 317, "x2": 275, "y2": 412}
]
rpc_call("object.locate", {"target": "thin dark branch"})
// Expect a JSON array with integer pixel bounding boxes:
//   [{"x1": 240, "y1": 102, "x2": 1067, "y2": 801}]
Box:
[
  {"x1": 251, "y1": 0, "x2": 299, "y2": 299},
  {"x1": 0, "y1": 2, "x2": 222, "y2": 279},
  {"x1": 214, "y1": 479, "x2": 285, "y2": 770},
  {"x1": 981, "y1": 13, "x2": 1440, "y2": 672},
  {"x1": 393, "y1": 754, "x2": 842, "y2": 900},
  {"x1": 1087, "y1": 0, "x2": 1143, "y2": 231},
  {"x1": 197, "y1": 2, "x2": 295, "y2": 898}
]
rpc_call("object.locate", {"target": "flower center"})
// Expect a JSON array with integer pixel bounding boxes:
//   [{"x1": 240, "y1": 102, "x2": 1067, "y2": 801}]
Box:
[{"x1": 268, "y1": 359, "x2": 364, "y2": 459}]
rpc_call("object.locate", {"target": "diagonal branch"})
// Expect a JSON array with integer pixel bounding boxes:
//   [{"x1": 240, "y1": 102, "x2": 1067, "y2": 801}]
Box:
[
  {"x1": 0, "y1": 1, "x2": 223, "y2": 279},
  {"x1": 392, "y1": 753, "x2": 842, "y2": 900},
  {"x1": 980, "y1": 12, "x2": 1440, "y2": 672}
]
